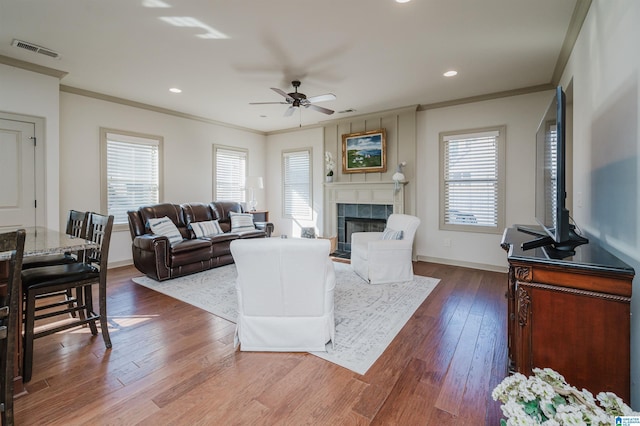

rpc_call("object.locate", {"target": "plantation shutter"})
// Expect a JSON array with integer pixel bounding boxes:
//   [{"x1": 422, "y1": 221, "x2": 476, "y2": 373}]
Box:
[
  {"x1": 442, "y1": 130, "x2": 500, "y2": 228},
  {"x1": 215, "y1": 147, "x2": 247, "y2": 202},
  {"x1": 106, "y1": 134, "x2": 160, "y2": 225},
  {"x1": 283, "y1": 149, "x2": 312, "y2": 219}
]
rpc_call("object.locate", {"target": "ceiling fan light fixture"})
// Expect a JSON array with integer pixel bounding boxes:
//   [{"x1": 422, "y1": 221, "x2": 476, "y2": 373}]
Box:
[{"x1": 251, "y1": 80, "x2": 336, "y2": 116}]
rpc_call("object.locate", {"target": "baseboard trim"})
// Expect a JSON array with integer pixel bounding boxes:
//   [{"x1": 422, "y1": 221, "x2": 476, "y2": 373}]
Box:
[
  {"x1": 108, "y1": 259, "x2": 134, "y2": 269},
  {"x1": 416, "y1": 255, "x2": 508, "y2": 273}
]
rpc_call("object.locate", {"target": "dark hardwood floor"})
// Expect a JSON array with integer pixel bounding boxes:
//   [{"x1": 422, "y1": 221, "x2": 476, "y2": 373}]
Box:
[{"x1": 14, "y1": 261, "x2": 508, "y2": 425}]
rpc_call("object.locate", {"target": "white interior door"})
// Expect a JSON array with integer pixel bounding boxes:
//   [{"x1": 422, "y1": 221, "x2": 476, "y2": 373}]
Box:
[{"x1": 0, "y1": 116, "x2": 40, "y2": 229}]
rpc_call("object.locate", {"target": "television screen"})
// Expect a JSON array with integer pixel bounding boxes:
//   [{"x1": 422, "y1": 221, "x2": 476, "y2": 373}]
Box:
[
  {"x1": 535, "y1": 87, "x2": 565, "y2": 242},
  {"x1": 520, "y1": 86, "x2": 587, "y2": 256}
]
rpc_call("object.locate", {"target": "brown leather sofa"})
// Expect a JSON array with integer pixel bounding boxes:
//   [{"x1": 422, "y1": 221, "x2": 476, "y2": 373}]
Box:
[{"x1": 127, "y1": 201, "x2": 273, "y2": 281}]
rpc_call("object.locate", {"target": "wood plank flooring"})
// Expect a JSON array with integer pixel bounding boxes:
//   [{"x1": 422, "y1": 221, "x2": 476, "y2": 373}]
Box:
[{"x1": 14, "y1": 261, "x2": 508, "y2": 425}]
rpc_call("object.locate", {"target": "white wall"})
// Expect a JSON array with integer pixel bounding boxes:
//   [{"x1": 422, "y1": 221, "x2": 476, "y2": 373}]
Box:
[
  {"x1": 0, "y1": 63, "x2": 61, "y2": 229},
  {"x1": 416, "y1": 91, "x2": 555, "y2": 270},
  {"x1": 560, "y1": 0, "x2": 640, "y2": 408},
  {"x1": 60, "y1": 91, "x2": 267, "y2": 266},
  {"x1": 265, "y1": 127, "x2": 324, "y2": 238}
]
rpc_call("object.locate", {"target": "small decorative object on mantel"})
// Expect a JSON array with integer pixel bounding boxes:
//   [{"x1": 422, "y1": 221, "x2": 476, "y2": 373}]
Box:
[
  {"x1": 325, "y1": 151, "x2": 335, "y2": 182},
  {"x1": 392, "y1": 161, "x2": 406, "y2": 193},
  {"x1": 342, "y1": 129, "x2": 386, "y2": 174},
  {"x1": 492, "y1": 368, "x2": 639, "y2": 425}
]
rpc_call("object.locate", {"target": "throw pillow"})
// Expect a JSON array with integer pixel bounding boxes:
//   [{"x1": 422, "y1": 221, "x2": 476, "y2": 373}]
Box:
[
  {"x1": 380, "y1": 227, "x2": 404, "y2": 240},
  {"x1": 190, "y1": 220, "x2": 223, "y2": 238},
  {"x1": 230, "y1": 212, "x2": 255, "y2": 233},
  {"x1": 148, "y1": 216, "x2": 183, "y2": 246}
]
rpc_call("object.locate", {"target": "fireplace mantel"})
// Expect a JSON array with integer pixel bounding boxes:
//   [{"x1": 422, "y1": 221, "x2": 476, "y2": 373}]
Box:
[{"x1": 323, "y1": 181, "x2": 406, "y2": 238}]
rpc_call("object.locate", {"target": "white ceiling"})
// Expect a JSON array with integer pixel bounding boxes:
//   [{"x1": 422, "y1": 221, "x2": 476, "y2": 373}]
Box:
[{"x1": 0, "y1": 0, "x2": 580, "y2": 133}]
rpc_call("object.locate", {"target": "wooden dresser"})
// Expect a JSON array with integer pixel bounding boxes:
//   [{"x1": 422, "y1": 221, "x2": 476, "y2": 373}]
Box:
[{"x1": 501, "y1": 226, "x2": 634, "y2": 403}]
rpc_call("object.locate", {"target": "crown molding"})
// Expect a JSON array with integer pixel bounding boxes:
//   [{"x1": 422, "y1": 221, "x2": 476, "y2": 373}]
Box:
[
  {"x1": 60, "y1": 85, "x2": 265, "y2": 135},
  {"x1": 551, "y1": 0, "x2": 592, "y2": 85},
  {"x1": 0, "y1": 54, "x2": 68, "y2": 79},
  {"x1": 418, "y1": 84, "x2": 554, "y2": 111}
]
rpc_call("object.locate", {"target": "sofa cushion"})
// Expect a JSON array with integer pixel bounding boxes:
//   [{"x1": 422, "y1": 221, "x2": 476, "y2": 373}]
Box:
[
  {"x1": 190, "y1": 220, "x2": 223, "y2": 238},
  {"x1": 148, "y1": 216, "x2": 184, "y2": 245},
  {"x1": 182, "y1": 203, "x2": 215, "y2": 224},
  {"x1": 230, "y1": 212, "x2": 255, "y2": 233},
  {"x1": 169, "y1": 239, "x2": 212, "y2": 267}
]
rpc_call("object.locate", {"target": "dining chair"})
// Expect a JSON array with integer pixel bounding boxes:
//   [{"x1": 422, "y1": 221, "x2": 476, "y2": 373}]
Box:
[
  {"x1": 20, "y1": 213, "x2": 114, "y2": 382},
  {"x1": 0, "y1": 229, "x2": 26, "y2": 426},
  {"x1": 21, "y1": 210, "x2": 89, "y2": 269},
  {"x1": 21, "y1": 210, "x2": 89, "y2": 318}
]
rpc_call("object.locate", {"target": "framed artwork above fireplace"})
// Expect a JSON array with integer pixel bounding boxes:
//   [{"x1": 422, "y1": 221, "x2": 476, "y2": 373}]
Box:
[{"x1": 342, "y1": 129, "x2": 386, "y2": 174}]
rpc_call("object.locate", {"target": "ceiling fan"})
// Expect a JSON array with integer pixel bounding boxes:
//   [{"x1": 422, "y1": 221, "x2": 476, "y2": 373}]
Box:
[{"x1": 250, "y1": 80, "x2": 336, "y2": 116}]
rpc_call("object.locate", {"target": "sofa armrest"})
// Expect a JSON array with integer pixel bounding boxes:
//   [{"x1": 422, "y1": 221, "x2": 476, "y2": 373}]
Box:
[{"x1": 131, "y1": 234, "x2": 171, "y2": 281}]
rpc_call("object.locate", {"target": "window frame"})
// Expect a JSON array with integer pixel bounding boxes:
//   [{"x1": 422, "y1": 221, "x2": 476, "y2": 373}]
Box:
[
  {"x1": 439, "y1": 126, "x2": 506, "y2": 234},
  {"x1": 282, "y1": 147, "x2": 313, "y2": 220},
  {"x1": 100, "y1": 127, "x2": 164, "y2": 231},
  {"x1": 212, "y1": 145, "x2": 248, "y2": 203}
]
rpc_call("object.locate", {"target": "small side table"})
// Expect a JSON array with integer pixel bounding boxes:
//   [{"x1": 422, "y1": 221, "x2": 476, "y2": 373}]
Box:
[
  {"x1": 249, "y1": 210, "x2": 269, "y2": 222},
  {"x1": 249, "y1": 211, "x2": 273, "y2": 237}
]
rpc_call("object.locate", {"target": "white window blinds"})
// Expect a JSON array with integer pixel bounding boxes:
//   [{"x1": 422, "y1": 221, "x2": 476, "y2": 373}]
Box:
[
  {"x1": 105, "y1": 132, "x2": 161, "y2": 225},
  {"x1": 442, "y1": 129, "x2": 503, "y2": 230},
  {"x1": 283, "y1": 149, "x2": 312, "y2": 219},
  {"x1": 214, "y1": 146, "x2": 247, "y2": 202}
]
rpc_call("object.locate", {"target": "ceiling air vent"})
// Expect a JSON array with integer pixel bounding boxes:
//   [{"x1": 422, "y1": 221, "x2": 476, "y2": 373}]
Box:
[{"x1": 11, "y1": 39, "x2": 61, "y2": 59}]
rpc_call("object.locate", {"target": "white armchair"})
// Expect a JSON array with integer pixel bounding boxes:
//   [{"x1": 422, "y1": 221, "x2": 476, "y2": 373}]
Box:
[
  {"x1": 230, "y1": 238, "x2": 335, "y2": 352},
  {"x1": 351, "y1": 214, "x2": 421, "y2": 284}
]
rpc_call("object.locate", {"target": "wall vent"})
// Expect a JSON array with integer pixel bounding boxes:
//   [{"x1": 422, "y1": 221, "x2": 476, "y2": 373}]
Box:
[{"x1": 11, "y1": 39, "x2": 61, "y2": 59}]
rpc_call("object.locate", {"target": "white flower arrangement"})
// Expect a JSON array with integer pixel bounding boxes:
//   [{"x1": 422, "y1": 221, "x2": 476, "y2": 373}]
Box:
[
  {"x1": 325, "y1": 151, "x2": 335, "y2": 176},
  {"x1": 492, "y1": 368, "x2": 638, "y2": 425}
]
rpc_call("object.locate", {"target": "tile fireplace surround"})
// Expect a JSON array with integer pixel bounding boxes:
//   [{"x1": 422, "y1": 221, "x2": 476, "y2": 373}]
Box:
[{"x1": 323, "y1": 181, "x2": 406, "y2": 252}]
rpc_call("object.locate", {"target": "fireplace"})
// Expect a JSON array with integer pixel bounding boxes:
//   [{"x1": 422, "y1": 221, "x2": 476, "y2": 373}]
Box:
[
  {"x1": 335, "y1": 203, "x2": 392, "y2": 257},
  {"x1": 323, "y1": 181, "x2": 406, "y2": 258}
]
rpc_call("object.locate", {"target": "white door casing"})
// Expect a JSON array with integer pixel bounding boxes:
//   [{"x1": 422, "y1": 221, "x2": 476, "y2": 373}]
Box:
[{"x1": 0, "y1": 114, "x2": 45, "y2": 229}]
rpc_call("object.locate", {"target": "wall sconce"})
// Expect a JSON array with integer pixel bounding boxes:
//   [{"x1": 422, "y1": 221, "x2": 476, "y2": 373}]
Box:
[
  {"x1": 245, "y1": 176, "x2": 264, "y2": 211},
  {"x1": 392, "y1": 162, "x2": 406, "y2": 193}
]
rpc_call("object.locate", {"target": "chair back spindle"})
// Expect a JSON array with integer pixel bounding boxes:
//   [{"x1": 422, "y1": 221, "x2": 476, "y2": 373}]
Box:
[{"x1": 0, "y1": 229, "x2": 26, "y2": 426}]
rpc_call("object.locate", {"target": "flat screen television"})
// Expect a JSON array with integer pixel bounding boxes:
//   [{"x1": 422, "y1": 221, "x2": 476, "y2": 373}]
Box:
[{"x1": 519, "y1": 86, "x2": 588, "y2": 257}]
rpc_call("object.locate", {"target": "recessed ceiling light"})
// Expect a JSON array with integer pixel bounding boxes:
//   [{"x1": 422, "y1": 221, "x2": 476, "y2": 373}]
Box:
[
  {"x1": 169, "y1": 87, "x2": 182, "y2": 93},
  {"x1": 396, "y1": 0, "x2": 411, "y2": 3},
  {"x1": 444, "y1": 70, "x2": 458, "y2": 77}
]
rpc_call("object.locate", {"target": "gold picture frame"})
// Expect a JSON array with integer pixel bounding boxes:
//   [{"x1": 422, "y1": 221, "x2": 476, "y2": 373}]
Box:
[{"x1": 341, "y1": 129, "x2": 387, "y2": 174}]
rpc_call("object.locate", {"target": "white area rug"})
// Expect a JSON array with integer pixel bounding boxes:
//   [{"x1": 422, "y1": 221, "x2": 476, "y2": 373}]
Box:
[{"x1": 132, "y1": 263, "x2": 439, "y2": 375}]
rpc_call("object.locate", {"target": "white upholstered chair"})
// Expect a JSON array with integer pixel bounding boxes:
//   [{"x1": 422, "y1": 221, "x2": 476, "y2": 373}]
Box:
[
  {"x1": 229, "y1": 238, "x2": 335, "y2": 352},
  {"x1": 351, "y1": 214, "x2": 421, "y2": 285}
]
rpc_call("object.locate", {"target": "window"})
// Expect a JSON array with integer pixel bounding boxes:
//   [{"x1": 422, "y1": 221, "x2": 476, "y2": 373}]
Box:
[
  {"x1": 440, "y1": 127, "x2": 505, "y2": 233},
  {"x1": 101, "y1": 128, "x2": 163, "y2": 227},
  {"x1": 283, "y1": 148, "x2": 312, "y2": 219},
  {"x1": 213, "y1": 145, "x2": 247, "y2": 202}
]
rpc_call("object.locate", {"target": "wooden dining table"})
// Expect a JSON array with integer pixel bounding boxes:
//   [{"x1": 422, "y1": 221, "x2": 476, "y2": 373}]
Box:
[{"x1": 0, "y1": 226, "x2": 97, "y2": 396}]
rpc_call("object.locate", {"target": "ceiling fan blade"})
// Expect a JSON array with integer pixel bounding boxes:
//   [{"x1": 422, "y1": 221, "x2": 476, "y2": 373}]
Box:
[
  {"x1": 284, "y1": 106, "x2": 296, "y2": 117},
  {"x1": 249, "y1": 102, "x2": 289, "y2": 105},
  {"x1": 306, "y1": 104, "x2": 335, "y2": 115},
  {"x1": 271, "y1": 87, "x2": 294, "y2": 101},
  {"x1": 307, "y1": 93, "x2": 336, "y2": 103}
]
